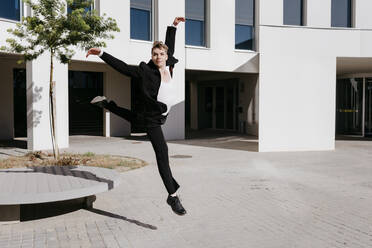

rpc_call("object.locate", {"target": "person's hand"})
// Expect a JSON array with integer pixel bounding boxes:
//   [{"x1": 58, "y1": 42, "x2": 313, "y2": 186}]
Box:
[
  {"x1": 86, "y1": 48, "x2": 101, "y2": 58},
  {"x1": 173, "y1": 17, "x2": 185, "y2": 26}
]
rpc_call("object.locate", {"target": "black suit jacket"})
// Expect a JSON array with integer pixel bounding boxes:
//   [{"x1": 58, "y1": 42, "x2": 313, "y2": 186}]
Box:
[{"x1": 100, "y1": 26, "x2": 178, "y2": 127}]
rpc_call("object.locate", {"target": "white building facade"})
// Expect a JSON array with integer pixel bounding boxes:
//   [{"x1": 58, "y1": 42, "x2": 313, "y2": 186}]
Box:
[{"x1": 1, "y1": 0, "x2": 371, "y2": 152}]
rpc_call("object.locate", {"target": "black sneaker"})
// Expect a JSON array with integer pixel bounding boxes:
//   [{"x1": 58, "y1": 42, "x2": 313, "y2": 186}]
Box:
[
  {"x1": 167, "y1": 195, "x2": 187, "y2": 215},
  {"x1": 90, "y1": 96, "x2": 108, "y2": 108}
]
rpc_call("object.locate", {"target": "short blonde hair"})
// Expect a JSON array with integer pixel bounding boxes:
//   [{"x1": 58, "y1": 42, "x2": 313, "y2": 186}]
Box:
[{"x1": 152, "y1": 41, "x2": 168, "y2": 53}]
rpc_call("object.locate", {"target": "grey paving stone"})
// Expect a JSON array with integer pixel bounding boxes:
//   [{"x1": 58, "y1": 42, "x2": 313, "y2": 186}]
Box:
[{"x1": 2, "y1": 137, "x2": 372, "y2": 248}]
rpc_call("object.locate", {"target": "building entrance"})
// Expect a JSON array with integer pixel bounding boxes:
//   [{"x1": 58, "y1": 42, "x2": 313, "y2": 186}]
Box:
[
  {"x1": 198, "y1": 80, "x2": 238, "y2": 131},
  {"x1": 336, "y1": 77, "x2": 372, "y2": 137},
  {"x1": 68, "y1": 71, "x2": 103, "y2": 135},
  {"x1": 13, "y1": 68, "x2": 27, "y2": 137}
]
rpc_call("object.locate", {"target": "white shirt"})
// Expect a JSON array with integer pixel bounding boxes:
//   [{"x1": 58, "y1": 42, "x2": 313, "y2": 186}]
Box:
[{"x1": 157, "y1": 67, "x2": 179, "y2": 115}]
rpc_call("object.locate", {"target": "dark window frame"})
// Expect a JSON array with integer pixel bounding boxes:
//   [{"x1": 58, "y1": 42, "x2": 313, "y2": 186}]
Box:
[
  {"x1": 185, "y1": 0, "x2": 207, "y2": 47},
  {"x1": 0, "y1": 0, "x2": 22, "y2": 22},
  {"x1": 67, "y1": 1, "x2": 94, "y2": 15},
  {"x1": 331, "y1": 0, "x2": 353, "y2": 28},
  {"x1": 130, "y1": 0, "x2": 153, "y2": 42},
  {"x1": 235, "y1": 0, "x2": 255, "y2": 51},
  {"x1": 283, "y1": 0, "x2": 304, "y2": 26}
]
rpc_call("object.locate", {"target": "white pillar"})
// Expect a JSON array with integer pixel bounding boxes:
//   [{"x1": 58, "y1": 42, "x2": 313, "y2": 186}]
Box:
[{"x1": 26, "y1": 52, "x2": 69, "y2": 150}]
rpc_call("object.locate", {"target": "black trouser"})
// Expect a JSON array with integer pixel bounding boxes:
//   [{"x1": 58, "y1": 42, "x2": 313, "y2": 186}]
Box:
[{"x1": 104, "y1": 101, "x2": 180, "y2": 195}]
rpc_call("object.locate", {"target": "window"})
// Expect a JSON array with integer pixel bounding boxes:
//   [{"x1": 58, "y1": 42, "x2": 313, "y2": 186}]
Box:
[
  {"x1": 235, "y1": 0, "x2": 254, "y2": 50},
  {"x1": 186, "y1": 0, "x2": 205, "y2": 46},
  {"x1": 130, "y1": 0, "x2": 152, "y2": 41},
  {"x1": 283, "y1": 0, "x2": 303, "y2": 25},
  {"x1": 67, "y1": 0, "x2": 93, "y2": 14},
  {"x1": 331, "y1": 0, "x2": 352, "y2": 27},
  {"x1": 0, "y1": 0, "x2": 21, "y2": 21}
]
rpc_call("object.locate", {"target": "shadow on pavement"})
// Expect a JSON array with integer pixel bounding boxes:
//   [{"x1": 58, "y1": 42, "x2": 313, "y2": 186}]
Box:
[
  {"x1": 88, "y1": 208, "x2": 157, "y2": 230},
  {"x1": 21, "y1": 198, "x2": 87, "y2": 221},
  {"x1": 169, "y1": 129, "x2": 259, "y2": 152},
  {"x1": 121, "y1": 129, "x2": 259, "y2": 152},
  {"x1": 335, "y1": 135, "x2": 372, "y2": 141}
]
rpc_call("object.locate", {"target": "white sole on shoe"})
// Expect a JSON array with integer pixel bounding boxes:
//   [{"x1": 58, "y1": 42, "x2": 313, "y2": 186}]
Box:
[{"x1": 90, "y1": 96, "x2": 107, "y2": 104}]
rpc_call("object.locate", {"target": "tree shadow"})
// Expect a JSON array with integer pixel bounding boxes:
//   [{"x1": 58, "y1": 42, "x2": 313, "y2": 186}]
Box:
[
  {"x1": 26, "y1": 82, "x2": 43, "y2": 129},
  {"x1": 88, "y1": 208, "x2": 158, "y2": 230}
]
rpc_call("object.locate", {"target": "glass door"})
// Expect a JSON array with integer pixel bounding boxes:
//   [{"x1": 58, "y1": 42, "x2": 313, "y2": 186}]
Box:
[
  {"x1": 198, "y1": 81, "x2": 238, "y2": 130},
  {"x1": 336, "y1": 78, "x2": 363, "y2": 135},
  {"x1": 365, "y1": 78, "x2": 372, "y2": 136},
  {"x1": 215, "y1": 87, "x2": 225, "y2": 129}
]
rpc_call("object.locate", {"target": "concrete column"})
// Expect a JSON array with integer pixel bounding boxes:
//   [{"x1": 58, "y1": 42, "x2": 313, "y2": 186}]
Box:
[
  {"x1": 26, "y1": 52, "x2": 69, "y2": 150},
  {"x1": 106, "y1": 70, "x2": 131, "y2": 137}
]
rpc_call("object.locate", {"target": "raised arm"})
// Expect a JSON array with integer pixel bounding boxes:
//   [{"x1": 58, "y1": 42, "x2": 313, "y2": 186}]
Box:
[
  {"x1": 165, "y1": 17, "x2": 185, "y2": 67},
  {"x1": 165, "y1": 26, "x2": 176, "y2": 57},
  {"x1": 86, "y1": 48, "x2": 141, "y2": 79},
  {"x1": 100, "y1": 52, "x2": 141, "y2": 79}
]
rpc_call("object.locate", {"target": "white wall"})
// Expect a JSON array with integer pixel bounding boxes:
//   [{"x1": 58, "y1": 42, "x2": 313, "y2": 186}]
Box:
[
  {"x1": 185, "y1": 0, "x2": 259, "y2": 73},
  {"x1": 259, "y1": 0, "x2": 283, "y2": 26},
  {"x1": 355, "y1": 0, "x2": 372, "y2": 29},
  {"x1": 258, "y1": 24, "x2": 372, "y2": 152},
  {"x1": 305, "y1": 0, "x2": 332, "y2": 27},
  {"x1": 258, "y1": 0, "x2": 372, "y2": 152}
]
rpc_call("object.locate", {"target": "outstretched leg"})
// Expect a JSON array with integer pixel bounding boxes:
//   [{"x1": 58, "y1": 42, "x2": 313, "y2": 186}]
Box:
[
  {"x1": 147, "y1": 126, "x2": 179, "y2": 195},
  {"x1": 91, "y1": 96, "x2": 137, "y2": 123},
  {"x1": 147, "y1": 126, "x2": 186, "y2": 215}
]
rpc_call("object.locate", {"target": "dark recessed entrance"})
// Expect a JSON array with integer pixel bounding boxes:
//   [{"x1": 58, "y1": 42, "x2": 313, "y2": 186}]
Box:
[
  {"x1": 198, "y1": 79, "x2": 239, "y2": 131},
  {"x1": 13, "y1": 68, "x2": 27, "y2": 138},
  {"x1": 336, "y1": 77, "x2": 372, "y2": 137},
  {"x1": 68, "y1": 71, "x2": 103, "y2": 136}
]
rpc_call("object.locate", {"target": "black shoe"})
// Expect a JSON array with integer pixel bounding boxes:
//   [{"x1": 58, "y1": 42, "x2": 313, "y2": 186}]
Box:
[
  {"x1": 90, "y1": 96, "x2": 108, "y2": 108},
  {"x1": 167, "y1": 195, "x2": 187, "y2": 216}
]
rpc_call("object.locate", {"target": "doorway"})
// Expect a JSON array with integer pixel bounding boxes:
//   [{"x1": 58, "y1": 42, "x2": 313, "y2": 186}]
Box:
[
  {"x1": 336, "y1": 77, "x2": 372, "y2": 137},
  {"x1": 13, "y1": 68, "x2": 27, "y2": 138},
  {"x1": 198, "y1": 80, "x2": 238, "y2": 131},
  {"x1": 68, "y1": 71, "x2": 103, "y2": 136}
]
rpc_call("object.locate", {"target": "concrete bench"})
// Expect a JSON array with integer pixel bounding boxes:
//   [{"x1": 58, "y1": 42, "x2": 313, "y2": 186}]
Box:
[{"x1": 0, "y1": 165, "x2": 121, "y2": 223}]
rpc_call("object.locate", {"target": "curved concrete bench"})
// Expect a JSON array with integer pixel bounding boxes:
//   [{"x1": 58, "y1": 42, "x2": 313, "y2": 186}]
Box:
[{"x1": 0, "y1": 165, "x2": 121, "y2": 223}]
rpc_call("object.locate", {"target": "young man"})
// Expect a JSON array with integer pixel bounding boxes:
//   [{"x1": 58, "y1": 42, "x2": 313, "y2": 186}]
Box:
[{"x1": 86, "y1": 17, "x2": 186, "y2": 215}]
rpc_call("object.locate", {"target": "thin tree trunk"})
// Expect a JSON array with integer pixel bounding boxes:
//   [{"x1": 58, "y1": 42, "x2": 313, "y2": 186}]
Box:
[{"x1": 50, "y1": 52, "x2": 59, "y2": 159}]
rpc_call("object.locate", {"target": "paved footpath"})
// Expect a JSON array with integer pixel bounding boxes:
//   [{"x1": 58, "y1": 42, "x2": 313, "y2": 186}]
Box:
[{"x1": 1, "y1": 135, "x2": 372, "y2": 248}]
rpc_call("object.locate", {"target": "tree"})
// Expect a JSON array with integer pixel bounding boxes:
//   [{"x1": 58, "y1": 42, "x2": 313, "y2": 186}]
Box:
[{"x1": 1, "y1": 0, "x2": 120, "y2": 159}]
